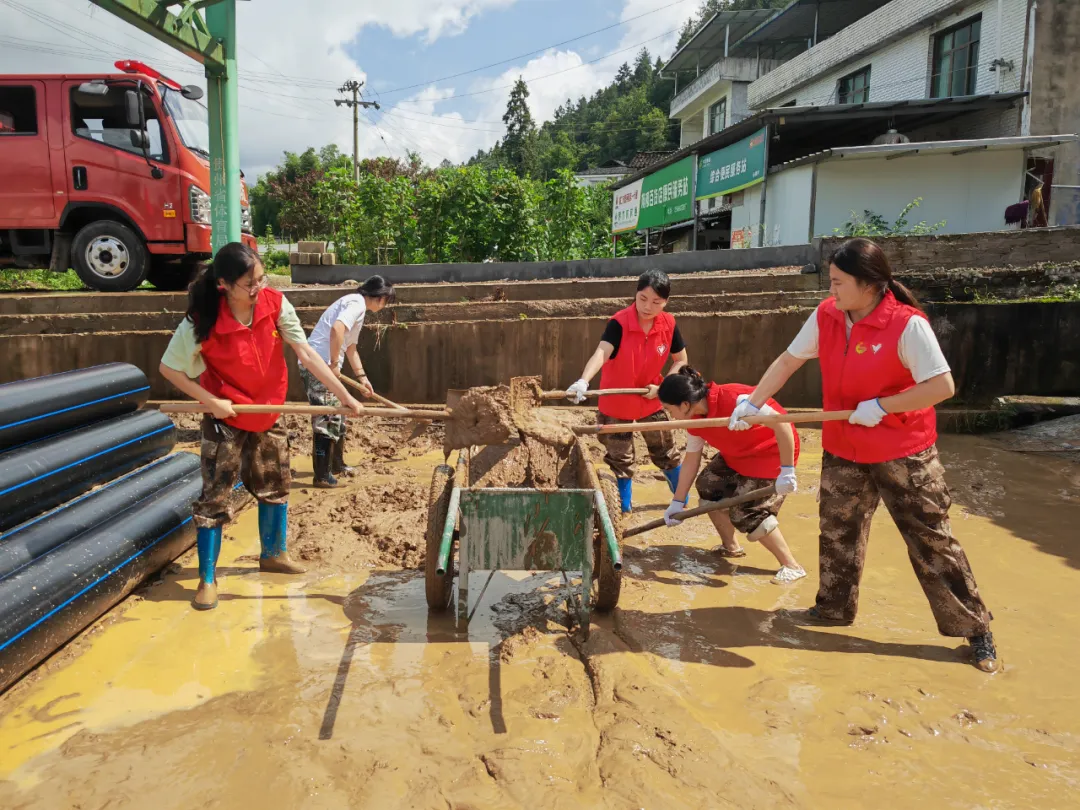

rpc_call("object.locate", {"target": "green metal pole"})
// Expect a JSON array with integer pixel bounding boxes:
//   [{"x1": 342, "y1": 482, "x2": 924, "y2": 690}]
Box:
[{"x1": 204, "y1": 0, "x2": 240, "y2": 254}]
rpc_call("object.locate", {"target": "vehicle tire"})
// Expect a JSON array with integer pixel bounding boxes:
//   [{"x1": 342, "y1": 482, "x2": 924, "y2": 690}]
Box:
[
  {"x1": 593, "y1": 470, "x2": 623, "y2": 613},
  {"x1": 425, "y1": 463, "x2": 456, "y2": 611},
  {"x1": 147, "y1": 256, "x2": 200, "y2": 291},
  {"x1": 71, "y1": 221, "x2": 149, "y2": 292}
]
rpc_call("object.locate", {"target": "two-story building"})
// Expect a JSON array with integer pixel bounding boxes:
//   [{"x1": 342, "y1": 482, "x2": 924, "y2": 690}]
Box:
[{"x1": 615, "y1": 0, "x2": 1080, "y2": 251}]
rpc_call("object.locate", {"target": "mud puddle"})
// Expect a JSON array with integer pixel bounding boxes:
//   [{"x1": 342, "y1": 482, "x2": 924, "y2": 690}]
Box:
[{"x1": 2, "y1": 430, "x2": 1079, "y2": 809}]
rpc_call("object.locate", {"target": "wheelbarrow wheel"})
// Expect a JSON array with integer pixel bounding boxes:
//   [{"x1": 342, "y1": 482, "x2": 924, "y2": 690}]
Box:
[
  {"x1": 593, "y1": 474, "x2": 623, "y2": 613},
  {"x1": 425, "y1": 463, "x2": 455, "y2": 611}
]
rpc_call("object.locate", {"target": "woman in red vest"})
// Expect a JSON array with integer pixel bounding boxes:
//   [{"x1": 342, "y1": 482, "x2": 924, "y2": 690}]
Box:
[
  {"x1": 159, "y1": 243, "x2": 361, "y2": 611},
  {"x1": 658, "y1": 367, "x2": 806, "y2": 584},
  {"x1": 730, "y1": 238, "x2": 997, "y2": 671},
  {"x1": 566, "y1": 269, "x2": 687, "y2": 513}
]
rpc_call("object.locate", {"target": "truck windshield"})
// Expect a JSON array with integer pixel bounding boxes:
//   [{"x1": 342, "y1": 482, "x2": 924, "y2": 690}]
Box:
[{"x1": 162, "y1": 86, "x2": 210, "y2": 157}]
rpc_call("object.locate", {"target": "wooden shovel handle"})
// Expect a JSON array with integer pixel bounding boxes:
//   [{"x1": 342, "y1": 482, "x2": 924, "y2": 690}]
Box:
[
  {"x1": 624, "y1": 486, "x2": 778, "y2": 538},
  {"x1": 540, "y1": 387, "x2": 651, "y2": 400},
  {"x1": 339, "y1": 374, "x2": 409, "y2": 411},
  {"x1": 574, "y1": 410, "x2": 854, "y2": 435},
  {"x1": 158, "y1": 402, "x2": 451, "y2": 419}
]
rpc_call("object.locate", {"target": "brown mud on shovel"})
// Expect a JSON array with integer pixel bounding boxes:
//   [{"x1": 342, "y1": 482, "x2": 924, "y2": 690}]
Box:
[
  {"x1": 441, "y1": 377, "x2": 577, "y2": 456},
  {"x1": 508, "y1": 376, "x2": 577, "y2": 448}
]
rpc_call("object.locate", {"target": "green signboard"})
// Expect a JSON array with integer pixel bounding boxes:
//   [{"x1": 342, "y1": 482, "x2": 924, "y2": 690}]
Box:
[
  {"x1": 638, "y1": 156, "x2": 694, "y2": 230},
  {"x1": 695, "y1": 127, "x2": 768, "y2": 201}
]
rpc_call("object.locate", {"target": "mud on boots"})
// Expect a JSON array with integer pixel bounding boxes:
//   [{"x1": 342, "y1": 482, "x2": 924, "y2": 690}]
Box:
[
  {"x1": 192, "y1": 526, "x2": 223, "y2": 610},
  {"x1": 312, "y1": 433, "x2": 340, "y2": 489},
  {"x1": 301, "y1": 276, "x2": 397, "y2": 476},
  {"x1": 735, "y1": 238, "x2": 998, "y2": 668},
  {"x1": 258, "y1": 502, "x2": 306, "y2": 574},
  {"x1": 564, "y1": 268, "x2": 689, "y2": 499},
  {"x1": 659, "y1": 367, "x2": 806, "y2": 585},
  {"x1": 157, "y1": 243, "x2": 360, "y2": 608}
]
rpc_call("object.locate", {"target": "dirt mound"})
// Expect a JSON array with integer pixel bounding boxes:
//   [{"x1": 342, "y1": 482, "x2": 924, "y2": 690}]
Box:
[
  {"x1": 290, "y1": 480, "x2": 427, "y2": 570},
  {"x1": 443, "y1": 385, "x2": 516, "y2": 451},
  {"x1": 468, "y1": 439, "x2": 579, "y2": 492}
]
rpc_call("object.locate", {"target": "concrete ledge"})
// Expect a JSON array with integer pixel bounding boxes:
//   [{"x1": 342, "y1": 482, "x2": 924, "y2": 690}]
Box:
[{"x1": 290, "y1": 244, "x2": 819, "y2": 285}]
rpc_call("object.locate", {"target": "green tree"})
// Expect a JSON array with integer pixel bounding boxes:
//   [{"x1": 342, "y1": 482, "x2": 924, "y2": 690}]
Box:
[{"x1": 502, "y1": 78, "x2": 538, "y2": 178}]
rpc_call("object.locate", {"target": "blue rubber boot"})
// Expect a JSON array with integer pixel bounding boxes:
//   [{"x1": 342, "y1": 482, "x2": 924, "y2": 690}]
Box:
[
  {"x1": 664, "y1": 466, "x2": 689, "y2": 506},
  {"x1": 258, "y1": 502, "x2": 306, "y2": 574},
  {"x1": 192, "y1": 526, "x2": 222, "y2": 610},
  {"x1": 616, "y1": 477, "x2": 633, "y2": 514}
]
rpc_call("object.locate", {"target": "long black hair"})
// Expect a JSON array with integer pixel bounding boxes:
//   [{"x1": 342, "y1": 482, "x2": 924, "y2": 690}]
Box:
[
  {"x1": 185, "y1": 242, "x2": 261, "y2": 342},
  {"x1": 637, "y1": 268, "x2": 671, "y2": 300},
  {"x1": 658, "y1": 365, "x2": 710, "y2": 407},
  {"x1": 829, "y1": 238, "x2": 922, "y2": 312},
  {"x1": 358, "y1": 275, "x2": 396, "y2": 304}
]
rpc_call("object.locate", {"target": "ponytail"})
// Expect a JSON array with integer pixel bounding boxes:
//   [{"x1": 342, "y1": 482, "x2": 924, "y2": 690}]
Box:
[
  {"x1": 184, "y1": 242, "x2": 261, "y2": 342},
  {"x1": 887, "y1": 278, "x2": 923, "y2": 312},
  {"x1": 830, "y1": 238, "x2": 924, "y2": 313},
  {"x1": 658, "y1": 365, "x2": 710, "y2": 407}
]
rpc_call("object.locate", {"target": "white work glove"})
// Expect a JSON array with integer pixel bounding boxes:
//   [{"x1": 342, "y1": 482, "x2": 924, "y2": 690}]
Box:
[
  {"x1": 849, "y1": 398, "x2": 888, "y2": 427},
  {"x1": 566, "y1": 379, "x2": 589, "y2": 405},
  {"x1": 775, "y1": 466, "x2": 797, "y2": 496},
  {"x1": 663, "y1": 500, "x2": 686, "y2": 527},
  {"x1": 728, "y1": 394, "x2": 760, "y2": 431}
]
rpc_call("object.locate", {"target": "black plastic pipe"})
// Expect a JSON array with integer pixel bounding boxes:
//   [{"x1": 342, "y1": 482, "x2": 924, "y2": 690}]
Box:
[
  {"x1": 0, "y1": 469, "x2": 201, "y2": 694},
  {"x1": 0, "y1": 452, "x2": 200, "y2": 582},
  {"x1": 0, "y1": 410, "x2": 176, "y2": 532},
  {"x1": 0, "y1": 363, "x2": 150, "y2": 453}
]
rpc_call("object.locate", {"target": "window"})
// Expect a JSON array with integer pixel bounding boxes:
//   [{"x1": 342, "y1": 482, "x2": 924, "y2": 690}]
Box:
[
  {"x1": 0, "y1": 86, "x2": 38, "y2": 135},
  {"x1": 708, "y1": 99, "x2": 727, "y2": 135},
  {"x1": 70, "y1": 84, "x2": 167, "y2": 162},
  {"x1": 838, "y1": 66, "x2": 871, "y2": 104},
  {"x1": 931, "y1": 15, "x2": 981, "y2": 98}
]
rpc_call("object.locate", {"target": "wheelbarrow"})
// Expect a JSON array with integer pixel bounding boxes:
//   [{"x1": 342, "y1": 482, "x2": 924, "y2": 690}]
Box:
[{"x1": 423, "y1": 439, "x2": 623, "y2": 636}]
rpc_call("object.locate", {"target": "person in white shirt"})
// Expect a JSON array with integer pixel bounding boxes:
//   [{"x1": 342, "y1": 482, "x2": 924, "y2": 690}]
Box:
[{"x1": 300, "y1": 276, "x2": 395, "y2": 487}]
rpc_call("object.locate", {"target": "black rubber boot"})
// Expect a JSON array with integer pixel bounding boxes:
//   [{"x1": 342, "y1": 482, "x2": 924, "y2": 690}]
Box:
[
  {"x1": 969, "y1": 631, "x2": 999, "y2": 673},
  {"x1": 331, "y1": 431, "x2": 355, "y2": 477},
  {"x1": 312, "y1": 434, "x2": 339, "y2": 489}
]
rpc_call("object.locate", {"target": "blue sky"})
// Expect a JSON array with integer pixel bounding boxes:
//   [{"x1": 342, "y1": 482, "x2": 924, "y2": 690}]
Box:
[{"x1": 0, "y1": 0, "x2": 696, "y2": 175}]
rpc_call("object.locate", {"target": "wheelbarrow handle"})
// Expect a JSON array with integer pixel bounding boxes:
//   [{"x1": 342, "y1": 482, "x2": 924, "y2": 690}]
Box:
[
  {"x1": 574, "y1": 410, "x2": 854, "y2": 435},
  {"x1": 624, "y1": 486, "x2": 778, "y2": 538}
]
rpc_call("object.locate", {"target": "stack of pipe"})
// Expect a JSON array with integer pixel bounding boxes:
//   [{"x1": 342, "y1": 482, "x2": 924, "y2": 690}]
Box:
[{"x1": 0, "y1": 364, "x2": 200, "y2": 693}]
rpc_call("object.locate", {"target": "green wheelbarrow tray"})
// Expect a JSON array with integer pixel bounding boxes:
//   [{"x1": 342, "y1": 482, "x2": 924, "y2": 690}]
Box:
[{"x1": 424, "y1": 442, "x2": 623, "y2": 636}]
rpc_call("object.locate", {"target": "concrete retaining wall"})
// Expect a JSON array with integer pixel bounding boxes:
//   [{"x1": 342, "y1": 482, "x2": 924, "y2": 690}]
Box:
[
  {"x1": 291, "y1": 244, "x2": 819, "y2": 285},
  {"x1": 3, "y1": 303, "x2": 1076, "y2": 408},
  {"x1": 819, "y1": 227, "x2": 1080, "y2": 274}
]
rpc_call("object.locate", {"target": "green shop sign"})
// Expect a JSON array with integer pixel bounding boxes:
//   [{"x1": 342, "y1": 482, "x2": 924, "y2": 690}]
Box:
[
  {"x1": 695, "y1": 127, "x2": 768, "y2": 201},
  {"x1": 611, "y1": 156, "x2": 695, "y2": 233}
]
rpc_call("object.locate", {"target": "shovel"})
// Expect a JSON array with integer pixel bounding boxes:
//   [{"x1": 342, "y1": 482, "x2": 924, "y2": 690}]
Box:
[
  {"x1": 158, "y1": 402, "x2": 452, "y2": 419},
  {"x1": 507, "y1": 375, "x2": 649, "y2": 410},
  {"x1": 339, "y1": 374, "x2": 410, "y2": 412},
  {"x1": 624, "y1": 486, "x2": 777, "y2": 538}
]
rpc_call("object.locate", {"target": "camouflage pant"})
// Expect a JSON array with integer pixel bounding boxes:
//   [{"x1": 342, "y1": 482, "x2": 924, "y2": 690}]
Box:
[
  {"x1": 816, "y1": 446, "x2": 991, "y2": 637},
  {"x1": 192, "y1": 416, "x2": 291, "y2": 529},
  {"x1": 300, "y1": 366, "x2": 345, "y2": 441},
  {"x1": 696, "y1": 454, "x2": 786, "y2": 539},
  {"x1": 597, "y1": 410, "x2": 681, "y2": 479}
]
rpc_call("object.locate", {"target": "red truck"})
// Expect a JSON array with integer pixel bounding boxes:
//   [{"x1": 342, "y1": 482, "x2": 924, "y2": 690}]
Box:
[{"x1": 0, "y1": 60, "x2": 257, "y2": 291}]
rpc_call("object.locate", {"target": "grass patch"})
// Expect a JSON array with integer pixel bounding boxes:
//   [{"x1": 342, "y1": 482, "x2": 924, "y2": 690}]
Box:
[{"x1": 0, "y1": 269, "x2": 87, "y2": 292}]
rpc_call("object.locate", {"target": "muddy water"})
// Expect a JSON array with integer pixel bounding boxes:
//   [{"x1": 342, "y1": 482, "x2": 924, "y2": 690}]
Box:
[{"x1": 1, "y1": 432, "x2": 1078, "y2": 808}]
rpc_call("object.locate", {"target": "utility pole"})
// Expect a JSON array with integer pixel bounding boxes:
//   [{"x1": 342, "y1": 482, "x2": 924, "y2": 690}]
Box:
[{"x1": 336, "y1": 80, "x2": 380, "y2": 182}]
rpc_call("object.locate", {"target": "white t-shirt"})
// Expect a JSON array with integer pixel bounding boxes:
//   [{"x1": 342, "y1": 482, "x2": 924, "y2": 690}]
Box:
[
  {"x1": 786, "y1": 309, "x2": 950, "y2": 384},
  {"x1": 307, "y1": 294, "x2": 367, "y2": 370}
]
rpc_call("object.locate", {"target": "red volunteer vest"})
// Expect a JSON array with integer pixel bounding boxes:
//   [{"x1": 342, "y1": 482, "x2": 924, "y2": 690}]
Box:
[
  {"x1": 199, "y1": 286, "x2": 289, "y2": 433},
  {"x1": 687, "y1": 383, "x2": 799, "y2": 479},
  {"x1": 817, "y1": 292, "x2": 937, "y2": 463},
  {"x1": 598, "y1": 305, "x2": 676, "y2": 421}
]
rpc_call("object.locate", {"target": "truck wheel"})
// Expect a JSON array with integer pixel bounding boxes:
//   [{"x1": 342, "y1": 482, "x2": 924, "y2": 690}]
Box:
[
  {"x1": 147, "y1": 257, "x2": 200, "y2": 291},
  {"x1": 71, "y1": 221, "x2": 149, "y2": 292}
]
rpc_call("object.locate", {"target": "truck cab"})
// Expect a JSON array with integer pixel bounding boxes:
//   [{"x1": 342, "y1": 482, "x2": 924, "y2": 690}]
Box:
[{"x1": 0, "y1": 60, "x2": 257, "y2": 291}]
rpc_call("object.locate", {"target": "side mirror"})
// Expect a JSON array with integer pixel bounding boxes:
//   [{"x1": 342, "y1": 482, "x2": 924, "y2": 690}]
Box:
[
  {"x1": 124, "y1": 90, "x2": 141, "y2": 128},
  {"x1": 130, "y1": 129, "x2": 150, "y2": 150}
]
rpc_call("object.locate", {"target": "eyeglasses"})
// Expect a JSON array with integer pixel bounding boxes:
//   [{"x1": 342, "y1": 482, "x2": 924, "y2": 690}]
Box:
[{"x1": 235, "y1": 275, "x2": 269, "y2": 294}]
